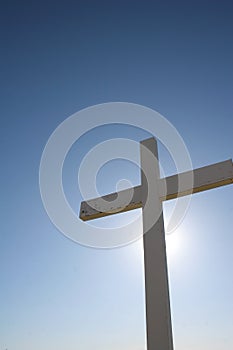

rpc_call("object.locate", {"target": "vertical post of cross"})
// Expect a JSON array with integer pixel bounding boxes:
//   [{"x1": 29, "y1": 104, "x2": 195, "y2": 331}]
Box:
[{"x1": 140, "y1": 137, "x2": 173, "y2": 350}]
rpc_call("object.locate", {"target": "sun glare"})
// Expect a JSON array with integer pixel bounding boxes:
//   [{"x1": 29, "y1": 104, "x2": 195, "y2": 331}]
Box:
[{"x1": 165, "y1": 231, "x2": 181, "y2": 257}]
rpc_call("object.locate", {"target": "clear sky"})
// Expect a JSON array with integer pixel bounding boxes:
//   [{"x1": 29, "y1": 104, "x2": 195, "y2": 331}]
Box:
[{"x1": 1, "y1": 1, "x2": 233, "y2": 349}]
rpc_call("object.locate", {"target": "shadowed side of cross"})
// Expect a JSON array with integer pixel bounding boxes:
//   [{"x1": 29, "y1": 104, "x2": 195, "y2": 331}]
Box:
[{"x1": 79, "y1": 137, "x2": 233, "y2": 350}]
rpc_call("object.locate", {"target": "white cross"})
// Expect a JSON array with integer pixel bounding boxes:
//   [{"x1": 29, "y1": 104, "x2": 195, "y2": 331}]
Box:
[{"x1": 79, "y1": 137, "x2": 233, "y2": 350}]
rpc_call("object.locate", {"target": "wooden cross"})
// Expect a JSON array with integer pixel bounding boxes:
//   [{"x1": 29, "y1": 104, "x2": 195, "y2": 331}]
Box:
[{"x1": 79, "y1": 137, "x2": 233, "y2": 350}]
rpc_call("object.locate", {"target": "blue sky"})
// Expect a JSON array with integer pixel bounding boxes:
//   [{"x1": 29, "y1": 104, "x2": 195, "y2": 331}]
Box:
[{"x1": 1, "y1": 1, "x2": 233, "y2": 349}]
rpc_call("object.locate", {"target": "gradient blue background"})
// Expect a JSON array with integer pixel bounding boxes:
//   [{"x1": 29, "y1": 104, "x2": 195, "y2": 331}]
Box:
[{"x1": 1, "y1": 1, "x2": 233, "y2": 349}]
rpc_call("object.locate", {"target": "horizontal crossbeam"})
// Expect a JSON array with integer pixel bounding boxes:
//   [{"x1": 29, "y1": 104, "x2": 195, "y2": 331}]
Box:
[{"x1": 79, "y1": 159, "x2": 233, "y2": 221}]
